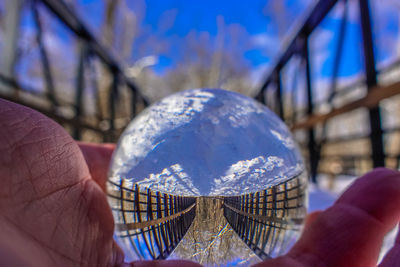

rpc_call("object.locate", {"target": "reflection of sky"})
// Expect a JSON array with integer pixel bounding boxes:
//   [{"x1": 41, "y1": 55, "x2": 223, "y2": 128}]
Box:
[
  {"x1": 110, "y1": 89, "x2": 303, "y2": 196},
  {"x1": 115, "y1": 233, "x2": 152, "y2": 262}
]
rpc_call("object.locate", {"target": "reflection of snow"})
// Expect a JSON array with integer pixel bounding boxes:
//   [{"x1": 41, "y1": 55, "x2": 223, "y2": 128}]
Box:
[
  {"x1": 112, "y1": 90, "x2": 215, "y2": 176},
  {"x1": 216, "y1": 94, "x2": 265, "y2": 128},
  {"x1": 134, "y1": 164, "x2": 201, "y2": 196},
  {"x1": 218, "y1": 156, "x2": 284, "y2": 183},
  {"x1": 271, "y1": 130, "x2": 295, "y2": 149},
  {"x1": 211, "y1": 156, "x2": 303, "y2": 196}
]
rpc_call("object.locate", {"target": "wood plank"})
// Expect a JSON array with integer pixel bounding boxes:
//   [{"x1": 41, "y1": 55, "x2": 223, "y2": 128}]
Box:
[
  {"x1": 291, "y1": 81, "x2": 400, "y2": 131},
  {"x1": 116, "y1": 203, "x2": 196, "y2": 231}
]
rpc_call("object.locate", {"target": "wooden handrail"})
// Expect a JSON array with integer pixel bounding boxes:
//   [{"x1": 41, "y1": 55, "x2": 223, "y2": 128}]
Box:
[
  {"x1": 223, "y1": 202, "x2": 303, "y2": 225},
  {"x1": 291, "y1": 81, "x2": 400, "y2": 131},
  {"x1": 116, "y1": 203, "x2": 196, "y2": 231}
]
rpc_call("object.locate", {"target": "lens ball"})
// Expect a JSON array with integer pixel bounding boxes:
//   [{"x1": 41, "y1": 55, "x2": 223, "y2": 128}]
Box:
[{"x1": 107, "y1": 88, "x2": 307, "y2": 265}]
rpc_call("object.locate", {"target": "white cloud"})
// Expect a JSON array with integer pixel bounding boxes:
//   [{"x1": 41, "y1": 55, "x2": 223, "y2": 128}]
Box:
[{"x1": 251, "y1": 33, "x2": 279, "y2": 49}]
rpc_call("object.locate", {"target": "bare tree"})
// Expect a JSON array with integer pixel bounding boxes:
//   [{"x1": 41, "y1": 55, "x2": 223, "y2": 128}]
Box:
[
  {"x1": 262, "y1": 1, "x2": 290, "y2": 42},
  {"x1": 155, "y1": 19, "x2": 253, "y2": 97},
  {"x1": 1, "y1": 0, "x2": 23, "y2": 88}
]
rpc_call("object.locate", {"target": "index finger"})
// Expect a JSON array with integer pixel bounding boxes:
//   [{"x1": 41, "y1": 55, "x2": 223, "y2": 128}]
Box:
[{"x1": 78, "y1": 141, "x2": 115, "y2": 191}]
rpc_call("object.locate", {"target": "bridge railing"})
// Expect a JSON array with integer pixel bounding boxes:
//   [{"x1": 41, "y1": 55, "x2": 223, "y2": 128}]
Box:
[
  {"x1": 0, "y1": 0, "x2": 148, "y2": 142},
  {"x1": 223, "y1": 175, "x2": 307, "y2": 259},
  {"x1": 255, "y1": 0, "x2": 400, "y2": 183},
  {"x1": 4, "y1": 0, "x2": 398, "y2": 182},
  {"x1": 107, "y1": 180, "x2": 197, "y2": 259}
]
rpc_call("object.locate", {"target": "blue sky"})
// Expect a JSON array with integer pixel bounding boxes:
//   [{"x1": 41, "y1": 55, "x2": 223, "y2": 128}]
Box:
[
  {"x1": 79, "y1": 0, "x2": 399, "y2": 81},
  {"x1": 75, "y1": 0, "x2": 316, "y2": 73},
  {"x1": 312, "y1": 0, "x2": 399, "y2": 79},
  {"x1": 12, "y1": 0, "x2": 400, "y2": 91},
  {"x1": 134, "y1": 0, "x2": 316, "y2": 73}
]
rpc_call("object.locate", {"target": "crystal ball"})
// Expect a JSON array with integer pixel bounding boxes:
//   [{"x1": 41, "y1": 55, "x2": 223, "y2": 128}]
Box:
[{"x1": 107, "y1": 88, "x2": 307, "y2": 266}]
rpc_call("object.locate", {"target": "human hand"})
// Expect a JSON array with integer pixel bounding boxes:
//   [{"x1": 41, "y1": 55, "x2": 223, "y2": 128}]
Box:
[
  {"x1": 254, "y1": 167, "x2": 400, "y2": 267},
  {"x1": 0, "y1": 99, "x2": 200, "y2": 267},
  {"x1": 0, "y1": 98, "x2": 399, "y2": 266}
]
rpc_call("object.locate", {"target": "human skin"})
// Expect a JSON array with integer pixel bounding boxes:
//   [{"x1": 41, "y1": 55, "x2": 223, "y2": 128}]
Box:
[{"x1": 0, "y1": 98, "x2": 399, "y2": 267}]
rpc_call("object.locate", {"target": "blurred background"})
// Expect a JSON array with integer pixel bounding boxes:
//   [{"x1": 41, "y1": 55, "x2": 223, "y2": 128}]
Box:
[{"x1": 0, "y1": 0, "x2": 400, "y2": 195}]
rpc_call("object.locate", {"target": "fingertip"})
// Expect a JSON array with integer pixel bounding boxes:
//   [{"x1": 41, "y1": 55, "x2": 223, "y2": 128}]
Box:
[
  {"x1": 304, "y1": 210, "x2": 322, "y2": 228},
  {"x1": 78, "y1": 142, "x2": 116, "y2": 191},
  {"x1": 284, "y1": 168, "x2": 400, "y2": 267},
  {"x1": 77, "y1": 141, "x2": 115, "y2": 156},
  {"x1": 336, "y1": 168, "x2": 400, "y2": 229}
]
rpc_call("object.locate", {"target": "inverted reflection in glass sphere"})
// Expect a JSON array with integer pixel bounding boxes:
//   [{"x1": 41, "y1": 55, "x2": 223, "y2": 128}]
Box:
[{"x1": 107, "y1": 88, "x2": 307, "y2": 266}]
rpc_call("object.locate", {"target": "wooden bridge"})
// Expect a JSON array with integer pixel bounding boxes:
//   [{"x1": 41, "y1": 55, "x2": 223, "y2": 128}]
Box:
[
  {"x1": 1, "y1": 0, "x2": 399, "y2": 260},
  {"x1": 108, "y1": 180, "x2": 196, "y2": 259},
  {"x1": 223, "y1": 175, "x2": 306, "y2": 259}
]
